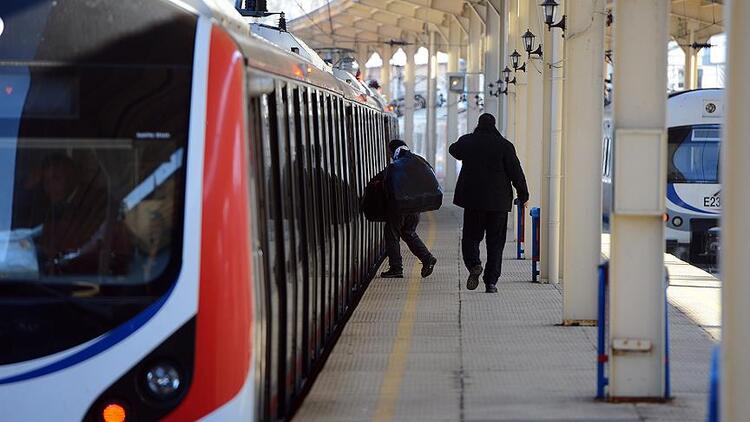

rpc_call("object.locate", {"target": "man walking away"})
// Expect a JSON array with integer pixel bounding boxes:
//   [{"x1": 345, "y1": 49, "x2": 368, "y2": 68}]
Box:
[
  {"x1": 449, "y1": 113, "x2": 529, "y2": 293},
  {"x1": 379, "y1": 140, "x2": 438, "y2": 279}
]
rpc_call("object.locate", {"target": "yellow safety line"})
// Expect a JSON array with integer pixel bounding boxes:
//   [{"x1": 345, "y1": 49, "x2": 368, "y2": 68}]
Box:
[{"x1": 372, "y1": 212, "x2": 437, "y2": 422}]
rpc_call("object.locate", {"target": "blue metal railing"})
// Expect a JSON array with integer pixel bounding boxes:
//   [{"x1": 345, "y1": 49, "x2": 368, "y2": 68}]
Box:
[
  {"x1": 530, "y1": 207, "x2": 540, "y2": 282},
  {"x1": 708, "y1": 346, "x2": 720, "y2": 422},
  {"x1": 596, "y1": 261, "x2": 609, "y2": 399},
  {"x1": 516, "y1": 201, "x2": 525, "y2": 259}
]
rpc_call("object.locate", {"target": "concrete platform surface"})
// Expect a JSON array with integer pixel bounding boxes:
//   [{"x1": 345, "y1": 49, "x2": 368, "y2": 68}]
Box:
[{"x1": 293, "y1": 204, "x2": 716, "y2": 422}]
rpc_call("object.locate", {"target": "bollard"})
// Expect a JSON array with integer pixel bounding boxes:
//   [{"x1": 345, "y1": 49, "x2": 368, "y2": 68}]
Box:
[
  {"x1": 596, "y1": 261, "x2": 609, "y2": 400},
  {"x1": 707, "y1": 346, "x2": 719, "y2": 422},
  {"x1": 530, "y1": 207, "x2": 541, "y2": 282},
  {"x1": 516, "y1": 201, "x2": 525, "y2": 259},
  {"x1": 664, "y1": 269, "x2": 671, "y2": 399}
]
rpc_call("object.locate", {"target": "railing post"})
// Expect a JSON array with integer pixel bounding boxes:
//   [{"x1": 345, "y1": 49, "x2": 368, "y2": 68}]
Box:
[
  {"x1": 597, "y1": 261, "x2": 609, "y2": 400},
  {"x1": 530, "y1": 207, "x2": 541, "y2": 282},
  {"x1": 516, "y1": 201, "x2": 525, "y2": 259}
]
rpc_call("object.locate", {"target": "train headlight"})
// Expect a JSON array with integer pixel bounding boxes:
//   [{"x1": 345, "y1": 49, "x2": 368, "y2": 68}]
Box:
[
  {"x1": 145, "y1": 362, "x2": 181, "y2": 400},
  {"x1": 672, "y1": 216, "x2": 683, "y2": 227},
  {"x1": 101, "y1": 402, "x2": 127, "y2": 422}
]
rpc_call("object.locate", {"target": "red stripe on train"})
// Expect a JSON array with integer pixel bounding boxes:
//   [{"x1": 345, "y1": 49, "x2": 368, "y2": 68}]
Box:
[{"x1": 166, "y1": 25, "x2": 253, "y2": 420}]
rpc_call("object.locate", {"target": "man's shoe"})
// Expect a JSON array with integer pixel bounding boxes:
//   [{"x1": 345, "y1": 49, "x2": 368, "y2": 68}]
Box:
[
  {"x1": 466, "y1": 265, "x2": 482, "y2": 290},
  {"x1": 380, "y1": 268, "x2": 404, "y2": 278},
  {"x1": 485, "y1": 284, "x2": 498, "y2": 293},
  {"x1": 421, "y1": 256, "x2": 438, "y2": 278}
]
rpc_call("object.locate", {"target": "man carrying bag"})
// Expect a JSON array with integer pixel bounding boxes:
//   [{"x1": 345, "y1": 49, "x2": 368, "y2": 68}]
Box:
[{"x1": 362, "y1": 140, "x2": 441, "y2": 279}]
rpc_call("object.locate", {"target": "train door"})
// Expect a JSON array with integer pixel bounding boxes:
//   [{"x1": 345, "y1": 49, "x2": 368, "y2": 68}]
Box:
[
  {"x1": 254, "y1": 84, "x2": 282, "y2": 421},
  {"x1": 320, "y1": 93, "x2": 334, "y2": 338},
  {"x1": 287, "y1": 83, "x2": 308, "y2": 393},
  {"x1": 273, "y1": 82, "x2": 296, "y2": 415},
  {"x1": 310, "y1": 90, "x2": 326, "y2": 357},
  {"x1": 299, "y1": 86, "x2": 317, "y2": 375}
]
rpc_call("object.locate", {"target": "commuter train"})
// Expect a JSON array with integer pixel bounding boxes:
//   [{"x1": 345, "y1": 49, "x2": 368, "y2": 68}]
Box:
[
  {"x1": 602, "y1": 88, "x2": 723, "y2": 263},
  {"x1": 0, "y1": 0, "x2": 396, "y2": 420}
]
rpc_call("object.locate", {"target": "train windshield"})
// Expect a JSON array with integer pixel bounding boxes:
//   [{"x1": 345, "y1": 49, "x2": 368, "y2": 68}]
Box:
[
  {"x1": 668, "y1": 124, "x2": 721, "y2": 183},
  {"x1": 0, "y1": 0, "x2": 196, "y2": 363}
]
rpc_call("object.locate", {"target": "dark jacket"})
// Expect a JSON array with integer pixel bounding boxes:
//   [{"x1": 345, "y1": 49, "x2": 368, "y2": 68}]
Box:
[{"x1": 449, "y1": 128, "x2": 529, "y2": 212}]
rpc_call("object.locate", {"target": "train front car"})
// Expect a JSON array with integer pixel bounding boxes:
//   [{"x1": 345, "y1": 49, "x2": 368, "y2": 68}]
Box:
[
  {"x1": 665, "y1": 89, "x2": 723, "y2": 264},
  {"x1": 0, "y1": 1, "x2": 255, "y2": 420}
]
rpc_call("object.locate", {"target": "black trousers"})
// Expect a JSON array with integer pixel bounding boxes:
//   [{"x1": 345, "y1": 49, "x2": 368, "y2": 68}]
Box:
[
  {"x1": 461, "y1": 209, "x2": 509, "y2": 285},
  {"x1": 385, "y1": 213, "x2": 432, "y2": 271}
]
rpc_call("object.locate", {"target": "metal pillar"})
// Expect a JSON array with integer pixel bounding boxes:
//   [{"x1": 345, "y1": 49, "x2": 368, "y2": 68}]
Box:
[
  {"x1": 403, "y1": 44, "x2": 416, "y2": 147},
  {"x1": 549, "y1": 13, "x2": 564, "y2": 284},
  {"x1": 445, "y1": 20, "x2": 461, "y2": 192},
  {"x1": 380, "y1": 45, "x2": 392, "y2": 101},
  {"x1": 609, "y1": 0, "x2": 668, "y2": 398},
  {"x1": 561, "y1": 0, "x2": 605, "y2": 323},
  {"x1": 722, "y1": 0, "x2": 750, "y2": 418},
  {"x1": 524, "y1": 1, "x2": 543, "y2": 249},
  {"x1": 426, "y1": 30, "x2": 438, "y2": 167},
  {"x1": 467, "y1": 10, "x2": 483, "y2": 131},
  {"x1": 514, "y1": 0, "x2": 529, "y2": 196},
  {"x1": 539, "y1": 10, "x2": 562, "y2": 283},
  {"x1": 484, "y1": 0, "x2": 504, "y2": 128},
  {"x1": 683, "y1": 26, "x2": 699, "y2": 90}
]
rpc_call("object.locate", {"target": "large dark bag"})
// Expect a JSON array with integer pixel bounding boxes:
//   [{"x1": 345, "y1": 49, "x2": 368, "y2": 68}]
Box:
[
  {"x1": 361, "y1": 173, "x2": 388, "y2": 222},
  {"x1": 386, "y1": 152, "x2": 443, "y2": 213}
]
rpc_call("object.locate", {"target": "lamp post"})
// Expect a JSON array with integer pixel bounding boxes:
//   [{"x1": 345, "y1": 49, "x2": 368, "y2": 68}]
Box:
[
  {"x1": 522, "y1": 28, "x2": 543, "y2": 59},
  {"x1": 540, "y1": 0, "x2": 566, "y2": 32},
  {"x1": 511, "y1": 49, "x2": 527, "y2": 72}
]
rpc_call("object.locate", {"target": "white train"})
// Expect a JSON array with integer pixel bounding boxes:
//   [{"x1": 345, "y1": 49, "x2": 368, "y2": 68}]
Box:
[{"x1": 602, "y1": 88, "x2": 723, "y2": 263}]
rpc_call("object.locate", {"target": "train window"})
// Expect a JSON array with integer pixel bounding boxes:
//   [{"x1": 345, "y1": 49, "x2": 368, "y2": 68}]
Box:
[
  {"x1": 668, "y1": 124, "x2": 721, "y2": 183},
  {"x1": 0, "y1": 63, "x2": 191, "y2": 363}
]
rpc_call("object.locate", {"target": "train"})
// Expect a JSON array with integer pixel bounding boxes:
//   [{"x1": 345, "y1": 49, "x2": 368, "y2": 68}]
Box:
[
  {"x1": 602, "y1": 88, "x2": 723, "y2": 264},
  {"x1": 0, "y1": 0, "x2": 397, "y2": 420}
]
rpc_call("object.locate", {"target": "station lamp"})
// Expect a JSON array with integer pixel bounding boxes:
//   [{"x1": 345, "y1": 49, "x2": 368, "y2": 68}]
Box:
[
  {"x1": 510, "y1": 50, "x2": 526, "y2": 72},
  {"x1": 503, "y1": 66, "x2": 516, "y2": 85},
  {"x1": 522, "y1": 29, "x2": 543, "y2": 59},
  {"x1": 540, "y1": 0, "x2": 566, "y2": 32}
]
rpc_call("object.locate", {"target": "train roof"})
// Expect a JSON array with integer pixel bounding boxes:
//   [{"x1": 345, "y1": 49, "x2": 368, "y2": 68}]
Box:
[
  {"x1": 171, "y1": 0, "x2": 386, "y2": 111},
  {"x1": 667, "y1": 88, "x2": 724, "y2": 128}
]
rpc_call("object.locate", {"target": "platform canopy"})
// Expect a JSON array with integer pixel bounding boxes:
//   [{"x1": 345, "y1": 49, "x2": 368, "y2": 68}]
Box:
[
  {"x1": 288, "y1": 0, "x2": 725, "y2": 59},
  {"x1": 287, "y1": 0, "x2": 468, "y2": 58}
]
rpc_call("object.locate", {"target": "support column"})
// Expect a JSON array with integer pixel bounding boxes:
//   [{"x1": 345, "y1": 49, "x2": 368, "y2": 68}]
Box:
[
  {"x1": 609, "y1": 0, "x2": 668, "y2": 398},
  {"x1": 722, "y1": 0, "x2": 750, "y2": 418},
  {"x1": 540, "y1": 19, "x2": 563, "y2": 282},
  {"x1": 426, "y1": 30, "x2": 438, "y2": 167},
  {"x1": 507, "y1": 0, "x2": 519, "y2": 241},
  {"x1": 524, "y1": 2, "x2": 544, "y2": 249},
  {"x1": 683, "y1": 26, "x2": 699, "y2": 90},
  {"x1": 549, "y1": 15, "x2": 564, "y2": 284},
  {"x1": 484, "y1": 0, "x2": 504, "y2": 127},
  {"x1": 561, "y1": 0, "x2": 605, "y2": 323},
  {"x1": 403, "y1": 44, "x2": 416, "y2": 147},
  {"x1": 380, "y1": 45, "x2": 392, "y2": 101},
  {"x1": 467, "y1": 9, "x2": 484, "y2": 130},
  {"x1": 445, "y1": 20, "x2": 461, "y2": 191}
]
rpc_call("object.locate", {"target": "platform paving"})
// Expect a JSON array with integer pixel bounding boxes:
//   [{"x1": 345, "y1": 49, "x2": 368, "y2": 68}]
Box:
[{"x1": 293, "y1": 204, "x2": 717, "y2": 421}]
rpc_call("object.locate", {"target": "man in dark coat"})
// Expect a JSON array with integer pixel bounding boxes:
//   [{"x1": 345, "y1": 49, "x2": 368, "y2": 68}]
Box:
[
  {"x1": 449, "y1": 113, "x2": 529, "y2": 293},
  {"x1": 378, "y1": 140, "x2": 438, "y2": 279}
]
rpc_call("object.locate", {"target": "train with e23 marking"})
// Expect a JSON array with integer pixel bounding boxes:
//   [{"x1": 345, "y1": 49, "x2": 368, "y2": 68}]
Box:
[
  {"x1": 602, "y1": 88, "x2": 723, "y2": 265},
  {"x1": 0, "y1": 0, "x2": 396, "y2": 420}
]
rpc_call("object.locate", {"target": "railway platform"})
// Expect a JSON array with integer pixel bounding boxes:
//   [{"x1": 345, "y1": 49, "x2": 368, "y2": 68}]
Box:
[{"x1": 293, "y1": 202, "x2": 717, "y2": 421}]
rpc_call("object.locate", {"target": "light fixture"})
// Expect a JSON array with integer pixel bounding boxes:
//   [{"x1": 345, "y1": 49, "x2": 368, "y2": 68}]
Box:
[
  {"x1": 510, "y1": 50, "x2": 526, "y2": 72},
  {"x1": 144, "y1": 361, "x2": 182, "y2": 400},
  {"x1": 522, "y1": 29, "x2": 543, "y2": 58},
  {"x1": 540, "y1": 0, "x2": 566, "y2": 32},
  {"x1": 503, "y1": 66, "x2": 512, "y2": 82}
]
